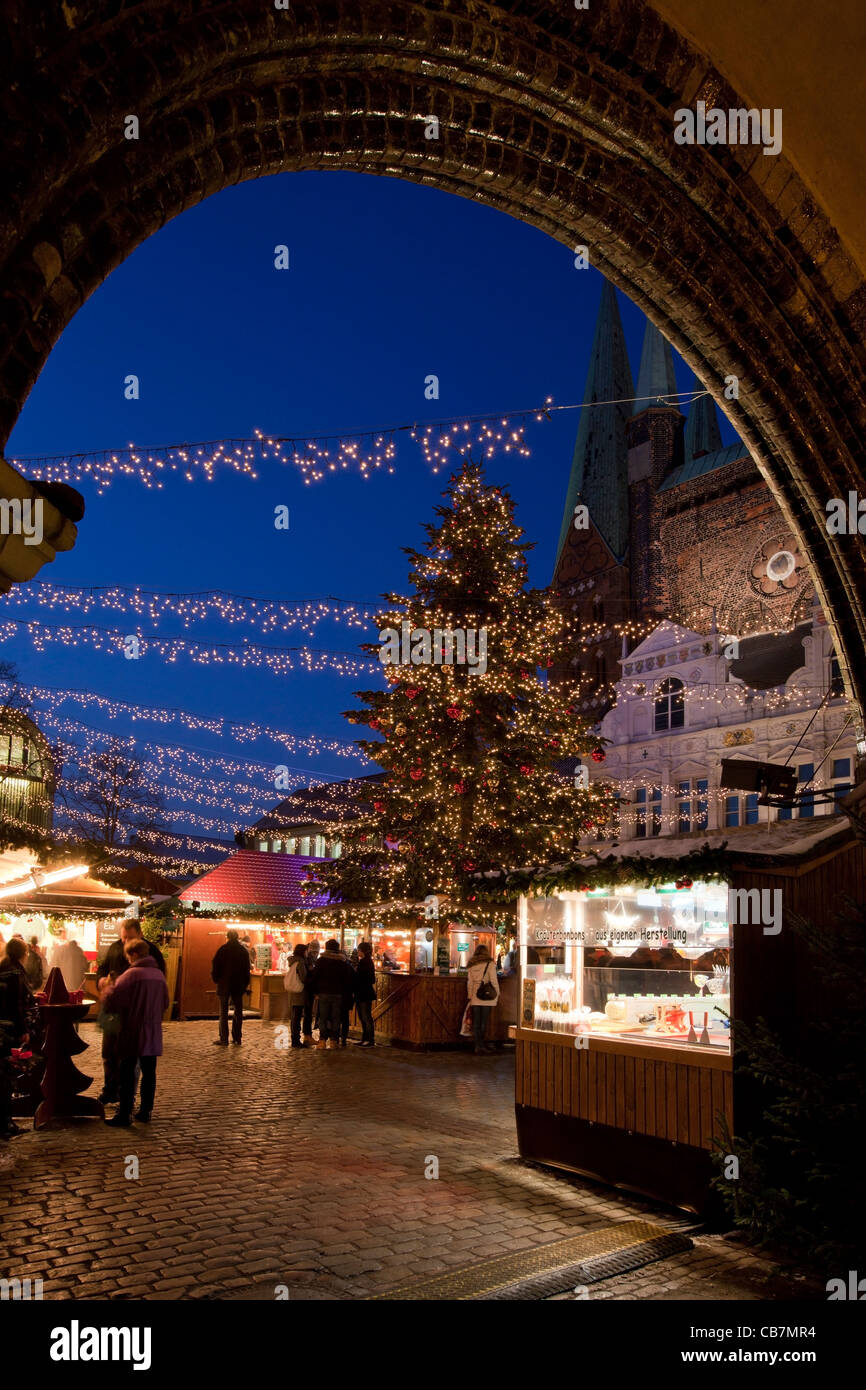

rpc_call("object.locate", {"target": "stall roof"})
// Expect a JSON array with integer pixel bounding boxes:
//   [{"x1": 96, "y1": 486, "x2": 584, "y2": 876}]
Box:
[
  {"x1": 177, "y1": 850, "x2": 331, "y2": 911},
  {"x1": 474, "y1": 816, "x2": 854, "y2": 898},
  {"x1": 4, "y1": 872, "x2": 136, "y2": 915}
]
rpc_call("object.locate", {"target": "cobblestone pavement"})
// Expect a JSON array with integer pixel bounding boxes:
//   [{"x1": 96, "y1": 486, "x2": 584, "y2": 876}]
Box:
[{"x1": 0, "y1": 1021, "x2": 818, "y2": 1302}]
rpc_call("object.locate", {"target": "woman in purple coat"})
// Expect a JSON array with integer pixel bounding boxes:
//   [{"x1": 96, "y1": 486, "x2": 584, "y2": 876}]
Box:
[{"x1": 102, "y1": 939, "x2": 169, "y2": 1127}]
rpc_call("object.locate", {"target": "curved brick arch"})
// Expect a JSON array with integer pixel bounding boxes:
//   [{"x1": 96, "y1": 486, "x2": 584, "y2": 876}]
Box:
[{"x1": 1, "y1": 1, "x2": 864, "y2": 724}]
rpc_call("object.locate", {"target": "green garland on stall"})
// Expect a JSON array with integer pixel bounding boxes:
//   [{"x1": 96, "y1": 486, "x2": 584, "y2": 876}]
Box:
[{"x1": 474, "y1": 842, "x2": 732, "y2": 900}]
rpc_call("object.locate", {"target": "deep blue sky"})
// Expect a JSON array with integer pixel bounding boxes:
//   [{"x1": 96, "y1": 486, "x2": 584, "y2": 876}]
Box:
[{"x1": 4, "y1": 170, "x2": 737, "y2": 841}]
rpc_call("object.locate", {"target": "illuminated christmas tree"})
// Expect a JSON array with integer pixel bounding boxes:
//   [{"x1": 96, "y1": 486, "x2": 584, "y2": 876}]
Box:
[{"x1": 314, "y1": 461, "x2": 617, "y2": 906}]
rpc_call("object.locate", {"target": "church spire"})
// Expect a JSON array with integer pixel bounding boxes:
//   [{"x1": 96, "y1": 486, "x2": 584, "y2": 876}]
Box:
[
  {"x1": 684, "y1": 374, "x2": 723, "y2": 459},
  {"x1": 633, "y1": 319, "x2": 677, "y2": 413},
  {"x1": 555, "y1": 280, "x2": 634, "y2": 567}
]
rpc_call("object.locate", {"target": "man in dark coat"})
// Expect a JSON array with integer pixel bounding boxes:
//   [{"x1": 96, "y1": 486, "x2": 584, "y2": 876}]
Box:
[
  {"x1": 97, "y1": 920, "x2": 165, "y2": 983},
  {"x1": 308, "y1": 939, "x2": 355, "y2": 1050},
  {"x1": 96, "y1": 920, "x2": 165, "y2": 1105},
  {"x1": 211, "y1": 929, "x2": 252, "y2": 1046}
]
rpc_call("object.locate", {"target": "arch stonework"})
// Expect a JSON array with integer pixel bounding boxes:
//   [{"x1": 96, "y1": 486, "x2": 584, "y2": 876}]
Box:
[{"x1": 1, "y1": 1, "x2": 864, "y2": 722}]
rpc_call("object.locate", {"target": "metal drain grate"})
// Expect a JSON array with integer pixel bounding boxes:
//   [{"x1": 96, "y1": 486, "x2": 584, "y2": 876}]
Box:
[{"x1": 371, "y1": 1220, "x2": 693, "y2": 1301}]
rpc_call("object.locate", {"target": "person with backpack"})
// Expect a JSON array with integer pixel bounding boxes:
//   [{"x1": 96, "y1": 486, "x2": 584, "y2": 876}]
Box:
[
  {"x1": 283, "y1": 943, "x2": 309, "y2": 1048},
  {"x1": 466, "y1": 943, "x2": 500, "y2": 1055}
]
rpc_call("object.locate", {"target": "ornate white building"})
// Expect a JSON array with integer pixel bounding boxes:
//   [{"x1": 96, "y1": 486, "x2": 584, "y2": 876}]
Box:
[{"x1": 584, "y1": 605, "x2": 855, "y2": 842}]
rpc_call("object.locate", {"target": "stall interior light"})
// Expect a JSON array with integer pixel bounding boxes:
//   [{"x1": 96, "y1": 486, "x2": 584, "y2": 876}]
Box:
[{"x1": 0, "y1": 862, "x2": 90, "y2": 901}]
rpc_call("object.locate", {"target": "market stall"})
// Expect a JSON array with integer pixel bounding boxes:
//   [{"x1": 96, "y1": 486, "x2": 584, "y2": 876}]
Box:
[
  {"x1": 365, "y1": 917, "x2": 517, "y2": 1049},
  {"x1": 510, "y1": 818, "x2": 866, "y2": 1213}
]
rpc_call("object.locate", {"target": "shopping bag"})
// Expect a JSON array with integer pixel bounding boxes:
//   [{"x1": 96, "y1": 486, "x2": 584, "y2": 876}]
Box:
[{"x1": 460, "y1": 1003, "x2": 473, "y2": 1037}]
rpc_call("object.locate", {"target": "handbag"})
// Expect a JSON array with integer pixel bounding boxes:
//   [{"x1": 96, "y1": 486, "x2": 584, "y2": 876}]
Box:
[{"x1": 475, "y1": 961, "x2": 497, "y2": 1001}]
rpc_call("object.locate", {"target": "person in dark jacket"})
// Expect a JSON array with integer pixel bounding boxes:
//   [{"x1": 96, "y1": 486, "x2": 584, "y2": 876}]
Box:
[
  {"x1": 97, "y1": 920, "x2": 165, "y2": 982},
  {"x1": 308, "y1": 939, "x2": 354, "y2": 1050},
  {"x1": 302, "y1": 939, "x2": 321, "y2": 1042},
  {"x1": 0, "y1": 939, "x2": 39, "y2": 1139},
  {"x1": 96, "y1": 920, "x2": 165, "y2": 1103},
  {"x1": 24, "y1": 937, "x2": 44, "y2": 990},
  {"x1": 353, "y1": 940, "x2": 376, "y2": 1047},
  {"x1": 102, "y1": 939, "x2": 170, "y2": 1126},
  {"x1": 211, "y1": 929, "x2": 252, "y2": 1046}
]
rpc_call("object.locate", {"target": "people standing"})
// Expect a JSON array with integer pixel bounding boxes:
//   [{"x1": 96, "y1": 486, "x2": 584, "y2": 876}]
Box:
[
  {"x1": 102, "y1": 939, "x2": 169, "y2": 1126},
  {"x1": 283, "y1": 943, "x2": 309, "y2": 1048},
  {"x1": 97, "y1": 920, "x2": 165, "y2": 983},
  {"x1": 354, "y1": 940, "x2": 376, "y2": 1047},
  {"x1": 211, "y1": 928, "x2": 251, "y2": 1046},
  {"x1": 0, "y1": 939, "x2": 39, "y2": 1139},
  {"x1": 96, "y1": 920, "x2": 166, "y2": 1104},
  {"x1": 308, "y1": 939, "x2": 354, "y2": 1050},
  {"x1": 302, "y1": 939, "x2": 321, "y2": 1042},
  {"x1": 24, "y1": 936, "x2": 45, "y2": 990},
  {"x1": 466, "y1": 944, "x2": 500, "y2": 1055}
]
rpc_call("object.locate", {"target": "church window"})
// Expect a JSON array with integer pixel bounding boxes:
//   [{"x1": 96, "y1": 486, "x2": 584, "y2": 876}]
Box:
[{"x1": 654, "y1": 677, "x2": 685, "y2": 731}]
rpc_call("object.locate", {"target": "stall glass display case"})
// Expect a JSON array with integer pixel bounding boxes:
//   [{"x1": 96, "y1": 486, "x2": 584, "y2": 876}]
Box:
[{"x1": 519, "y1": 881, "x2": 731, "y2": 1052}]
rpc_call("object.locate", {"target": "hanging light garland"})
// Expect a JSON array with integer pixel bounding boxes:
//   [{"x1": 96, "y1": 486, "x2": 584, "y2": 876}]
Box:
[
  {"x1": 9, "y1": 389, "x2": 711, "y2": 495},
  {"x1": 0, "y1": 583, "x2": 378, "y2": 638}
]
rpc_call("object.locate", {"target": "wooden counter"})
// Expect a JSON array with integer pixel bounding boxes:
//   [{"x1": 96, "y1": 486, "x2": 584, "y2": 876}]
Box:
[
  {"x1": 360, "y1": 969, "x2": 518, "y2": 1049},
  {"x1": 514, "y1": 1026, "x2": 733, "y2": 1214}
]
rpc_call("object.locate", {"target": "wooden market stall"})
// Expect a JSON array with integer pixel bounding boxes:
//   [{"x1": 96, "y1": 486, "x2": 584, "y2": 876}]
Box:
[
  {"x1": 366, "y1": 916, "x2": 518, "y2": 1049},
  {"x1": 509, "y1": 818, "x2": 865, "y2": 1214}
]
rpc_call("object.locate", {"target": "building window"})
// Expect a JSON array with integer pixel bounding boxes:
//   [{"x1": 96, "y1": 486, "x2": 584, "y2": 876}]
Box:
[
  {"x1": 677, "y1": 778, "x2": 708, "y2": 833},
  {"x1": 797, "y1": 763, "x2": 815, "y2": 818},
  {"x1": 725, "y1": 794, "x2": 740, "y2": 828},
  {"x1": 300, "y1": 836, "x2": 311, "y2": 856},
  {"x1": 654, "y1": 678, "x2": 684, "y2": 731},
  {"x1": 744, "y1": 793, "x2": 759, "y2": 826},
  {"x1": 831, "y1": 757, "x2": 852, "y2": 812},
  {"x1": 331, "y1": 840, "x2": 342, "y2": 858},
  {"x1": 829, "y1": 654, "x2": 844, "y2": 698},
  {"x1": 257, "y1": 840, "x2": 268, "y2": 852},
  {"x1": 314, "y1": 834, "x2": 326, "y2": 858},
  {"x1": 286, "y1": 837, "x2": 296, "y2": 854},
  {"x1": 649, "y1": 785, "x2": 662, "y2": 838},
  {"x1": 678, "y1": 781, "x2": 690, "y2": 834},
  {"x1": 635, "y1": 787, "x2": 646, "y2": 839}
]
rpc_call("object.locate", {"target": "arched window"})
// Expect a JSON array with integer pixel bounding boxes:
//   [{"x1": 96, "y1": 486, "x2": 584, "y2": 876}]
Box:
[{"x1": 654, "y1": 677, "x2": 684, "y2": 731}]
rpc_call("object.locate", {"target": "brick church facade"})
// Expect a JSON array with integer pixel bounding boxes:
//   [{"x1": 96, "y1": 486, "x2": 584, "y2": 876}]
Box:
[{"x1": 555, "y1": 283, "x2": 815, "y2": 719}]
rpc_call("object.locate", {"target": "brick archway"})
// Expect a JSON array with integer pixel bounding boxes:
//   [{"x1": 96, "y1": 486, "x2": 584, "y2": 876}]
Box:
[{"x1": 1, "y1": 1, "x2": 864, "y2": 723}]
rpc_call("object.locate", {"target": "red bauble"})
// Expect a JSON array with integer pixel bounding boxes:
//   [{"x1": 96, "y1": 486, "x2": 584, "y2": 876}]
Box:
[
  {"x1": 590, "y1": 747, "x2": 606, "y2": 763},
  {"x1": 519, "y1": 765, "x2": 533, "y2": 775},
  {"x1": 453, "y1": 782, "x2": 466, "y2": 794},
  {"x1": 675, "y1": 877, "x2": 693, "y2": 890},
  {"x1": 548, "y1": 739, "x2": 560, "y2": 749},
  {"x1": 369, "y1": 718, "x2": 381, "y2": 730},
  {"x1": 405, "y1": 687, "x2": 421, "y2": 699},
  {"x1": 373, "y1": 801, "x2": 385, "y2": 813},
  {"x1": 446, "y1": 706, "x2": 462, "y2": 719},
  {"x1": 462, "y1": 860, "x2": 476, "y2": 871},
  {"x1": 410, "y1": 769, "x2": 424, "y2": 781}
]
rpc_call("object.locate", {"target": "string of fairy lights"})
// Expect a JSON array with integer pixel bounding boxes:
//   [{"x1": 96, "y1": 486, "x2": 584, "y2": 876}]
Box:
[
  {"x1": 0, "y1": 583, "x2": 378, "y2": 637},
  {"x1": 9, "y1": 388, "x2": 709, "y2": 492}
]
